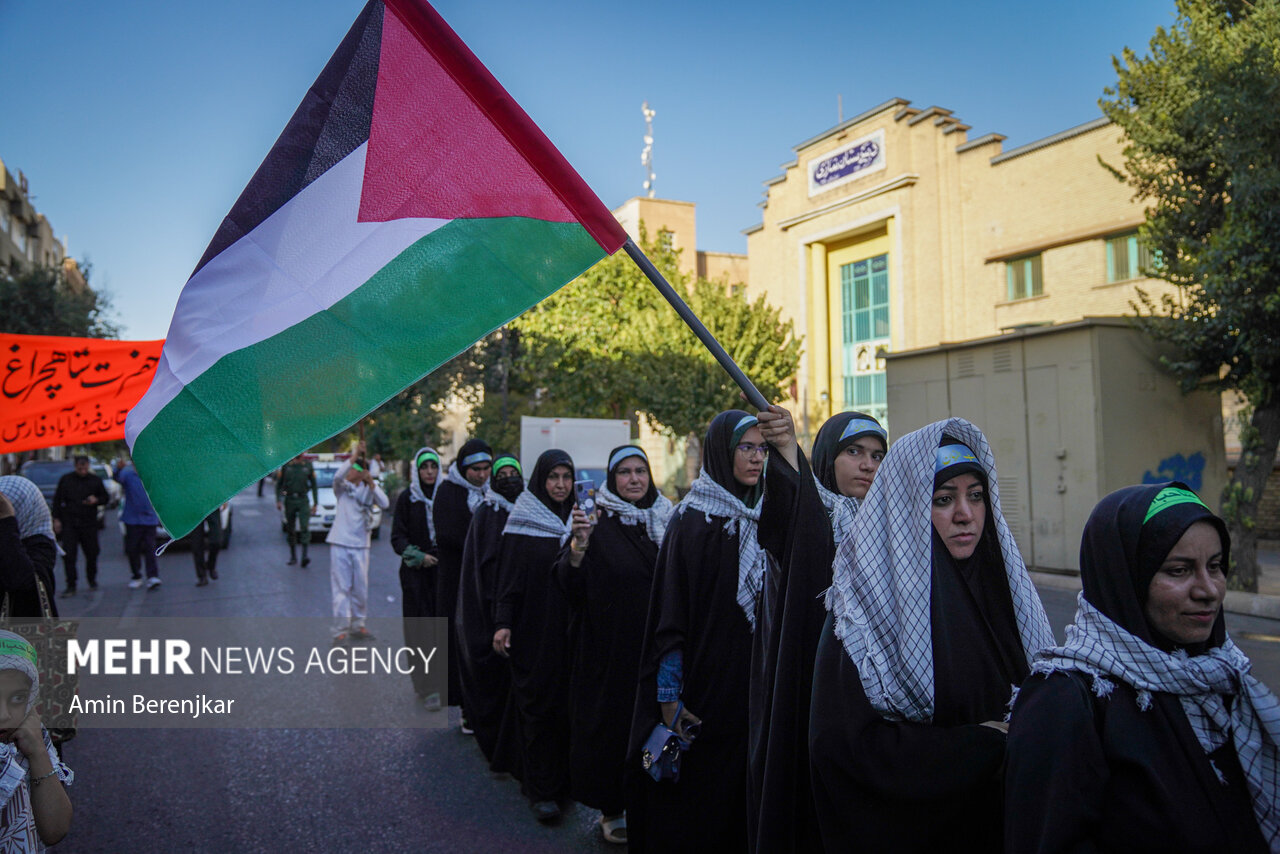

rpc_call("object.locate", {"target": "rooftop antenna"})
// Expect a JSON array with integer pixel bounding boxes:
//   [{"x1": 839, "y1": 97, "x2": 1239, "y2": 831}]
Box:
[
  {"x1": 838, "y1": 93, "x2": 843, "y2": 124},
  {"x1": 641, "y1": 101, "x2": 656, "y2": 198}
]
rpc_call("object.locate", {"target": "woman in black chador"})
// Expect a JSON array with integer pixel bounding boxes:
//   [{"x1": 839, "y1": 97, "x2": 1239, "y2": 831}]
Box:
[
  {"x1": 390, "y1": 447, "x2": 441, "y2": 707},
  {"x1": 456, "y1": 454, "x2": 523, "y2": 767},
  {"x1": 557, "y1": 445, "x2": 673, "y2": 845},
  {"x1": 748, "y1": 407, "x2": 887, "y2": 854},
  {"x1": 626, "y1": 410, "x2": 770, "y2": 853},
  {"x1": 809, "y1": 418, "x2": 1054, "y2": 852},
  {"x1": 491, "y1": 449, "x2": 575, "y2": 824},
  {"x1": 1005, "y1": 483, "x2": 1279, "y2": 852},
  {"x1": 433, "y1": 438, "x2": 492, "y2": 721}
]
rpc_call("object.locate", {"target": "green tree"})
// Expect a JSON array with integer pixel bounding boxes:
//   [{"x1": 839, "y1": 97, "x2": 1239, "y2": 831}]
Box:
[
  {"x1": 0, "y1": 263, "x2": 117, "y2": 338},
  {"x1": 635, "y1": 278, "x2": 801, "y2": 486},
  {"x1": 1102, "y1": 0, "x2": 1280, "y2": 589},
  {"x1": 512, "y1": 230, "x2": 687, "y2": 422}
]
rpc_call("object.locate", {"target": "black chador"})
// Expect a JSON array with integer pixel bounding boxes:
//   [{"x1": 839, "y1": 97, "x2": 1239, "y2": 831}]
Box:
[
  {"x1": 1005, "y1": 483, "x2": 1271, "y2": 853},
  {"x1": 456, "y1": 455, "x2": 523, "y2": 768},
  {"x1": 748, "y1": 446, "x2": 832, "y2": 854},
  {"x1": 493, "y1": 449, "x2": 575, "y2": 806},
  {"x1": 809, "y1": 420, "x2": 1054, "y2": 853},
  {"x1": 555, "y1": 445, "x2": 671, "y2": 819},
  {"x1": 626, "y1": 411, "x2": 763, "y2": 853},
  {"x1": 433, "y1": 438, "x2": 492, "y2": 708},
  {"x1": 390, "y1": 446, "x2": 441, "y2": 700}
]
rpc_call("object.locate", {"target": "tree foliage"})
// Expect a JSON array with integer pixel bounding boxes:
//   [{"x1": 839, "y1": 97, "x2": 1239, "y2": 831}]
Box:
[
  {"x1": 514, "y1": 230, "x2": 800, "y2": 442},
  {"x1": 1102, "y1": 0, "x2": 1280, "y2": 589},
  {"x1": 0, "y1": 263, "x2": 117, "y2": 339}
]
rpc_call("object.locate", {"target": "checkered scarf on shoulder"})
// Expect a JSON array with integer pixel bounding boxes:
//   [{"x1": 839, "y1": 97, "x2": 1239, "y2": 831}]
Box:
[
  {"x1": 677, "y1": 467, "x2": 773, "y2": 630},
  {"x1": 595, "y1": 483, "x2": 674, "y2": 547},
  {"x1": 445, "y1": 462, "x2": 488, "y2": 513},
  {"x1": 1031, "y1": 593, "x2": 1280, "y2": 843},
  {"x1": 0, "y1": 476, "x2": 55, "y2": 544},
  {"x1": 814, "y1": 477, "x2": 858, "y2": 549},
  {"x1": 482, "y1": 490, "x2": 516, "y2": 514},
  {"x1": 502, "y1": 489, "x2": 571, "y2": 544},
  {"x1": 826, "y1": 417, "x2": 1054, "y2": 722}
]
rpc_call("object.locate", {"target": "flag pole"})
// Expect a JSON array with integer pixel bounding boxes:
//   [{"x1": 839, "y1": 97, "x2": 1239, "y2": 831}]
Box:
[{"x1": 623, "y1": 238, "x2": 770, "y2": 411}]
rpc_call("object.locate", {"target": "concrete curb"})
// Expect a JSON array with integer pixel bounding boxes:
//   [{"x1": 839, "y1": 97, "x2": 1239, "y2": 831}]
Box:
[{"x1": 1030, "y1": 571, "x2": 1280, "y2": 622}]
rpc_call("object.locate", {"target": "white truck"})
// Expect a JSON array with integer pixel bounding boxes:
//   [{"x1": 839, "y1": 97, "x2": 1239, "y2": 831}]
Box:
[{"x1": 519, "y1": 416, "x2": 632, "y2": 488}]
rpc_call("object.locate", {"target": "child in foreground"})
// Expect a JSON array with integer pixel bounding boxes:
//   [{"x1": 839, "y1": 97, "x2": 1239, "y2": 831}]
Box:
[{"x1": 0, "y1": 629, "x2": 72, "y2": 850}]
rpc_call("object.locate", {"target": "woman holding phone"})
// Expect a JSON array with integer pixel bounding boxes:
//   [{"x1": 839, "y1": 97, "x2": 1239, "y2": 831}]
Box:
[
  {"x1": 556, "y1": 445, "x2": 673, "y2": 845},
  {"x1": 626, "y1": 410, "x2": 771, "y2": 852},
  {"x1": 492, "y1": 449, "x2": 575, "y2": 823}
]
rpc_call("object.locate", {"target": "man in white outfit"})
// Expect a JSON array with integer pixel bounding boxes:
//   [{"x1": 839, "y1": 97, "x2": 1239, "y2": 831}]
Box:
[{"x1": 326, "y1": 455, "x2": 389, "y2": 645}]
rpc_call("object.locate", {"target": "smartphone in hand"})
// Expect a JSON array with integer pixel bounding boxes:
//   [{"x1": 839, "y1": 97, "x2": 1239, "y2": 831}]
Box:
[{"x1": 574, "y1": 478, "x2": 597, "y2": 524}]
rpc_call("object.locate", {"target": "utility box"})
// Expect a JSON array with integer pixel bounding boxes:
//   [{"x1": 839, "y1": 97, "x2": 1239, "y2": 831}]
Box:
[{"x1": 885, "y1": 317, "x2": 1226, "y2": 574}]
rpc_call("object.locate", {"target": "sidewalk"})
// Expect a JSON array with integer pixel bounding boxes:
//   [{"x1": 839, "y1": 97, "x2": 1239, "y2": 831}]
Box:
[{"x1": 1032, "y1": 539, "x2": 1280, "y2": 621}]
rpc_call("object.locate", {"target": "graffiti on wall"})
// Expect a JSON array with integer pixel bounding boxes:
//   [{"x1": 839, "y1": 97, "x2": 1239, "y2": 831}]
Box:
[{"x1": 1142, "y1": 452, "x2": 1206, "y2": 492}]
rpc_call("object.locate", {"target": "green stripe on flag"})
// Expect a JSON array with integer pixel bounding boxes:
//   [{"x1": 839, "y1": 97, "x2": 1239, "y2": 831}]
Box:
[{"x1": 133, "y1": 216, "x2": 604, "y2": 537}]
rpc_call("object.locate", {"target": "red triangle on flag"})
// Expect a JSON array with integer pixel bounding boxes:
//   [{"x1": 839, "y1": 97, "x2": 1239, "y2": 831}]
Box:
[{"x1": 358, "y1": 4, "x2": 579, "y2": 225}]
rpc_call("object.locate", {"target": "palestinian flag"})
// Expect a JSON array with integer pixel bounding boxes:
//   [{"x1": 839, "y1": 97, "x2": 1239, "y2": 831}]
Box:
[{"x1": 126, "y1": 0, "x2": 627, "y2": 538}]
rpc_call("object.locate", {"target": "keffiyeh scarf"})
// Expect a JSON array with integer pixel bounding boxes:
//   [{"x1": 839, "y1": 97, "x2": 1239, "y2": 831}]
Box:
[
  {"x1": 0, "y1": 477, "x2": 55, "y2": 544},
  {"x1": 677, "y1": 467, "x2": 772, "y2": 630},
  {"x1": 408, "y1": 447, "x2": 438, "y2": 544},
  {"x1": 1031, "y1": 594, "x2": 1280, "y2": 844},
  {"x1": 445, "y1": 462, "x2": 488, "y2": 513},
  {"x1": 502, "y1": 490, "x2": 571, "y2": 544},
  {"x1": 482, "y1": 491, "x2": 516, "y2": 514},
  {"x1": 826, "y1": 417, "x2": 1055, "y2": 722},
  {"x1": 595, "y1": 483, "x2": 674, "y2": 547},
  {"x1": 813, "y1": 476, "x2": 858, "y2": 549}
]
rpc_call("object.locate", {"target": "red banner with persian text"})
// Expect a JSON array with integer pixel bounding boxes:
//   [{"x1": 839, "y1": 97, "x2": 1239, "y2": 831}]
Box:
[{"x1": 1, "y1": 333, "x2": 164, "y2": 454}]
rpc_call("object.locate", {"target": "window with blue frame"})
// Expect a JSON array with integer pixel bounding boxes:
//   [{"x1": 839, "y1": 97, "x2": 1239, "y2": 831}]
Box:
[
  {"x1": 840, "y1": 254, "x2": 889, "y2": 421},
  {"x1": 1006, "y1": 253, "x2": 1042, "y2": 300},
  {"x1": 1105, "y1": 231, "x2": 1156, "y2": 282}
]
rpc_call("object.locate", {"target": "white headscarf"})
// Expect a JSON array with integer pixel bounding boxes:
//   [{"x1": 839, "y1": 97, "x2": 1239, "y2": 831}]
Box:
[
  {"x1": 826, "y1": 417, "x2": 1055, "y2": 722},
  {"x1": 677, "y1": 467, "x2": 773, "y2": 631},
  {"x1": 444, "y1": 461, "x2": 488, "y2": 513},
  {"x1": 408, "y1": 447, "x2": 439, "y2": 544}
]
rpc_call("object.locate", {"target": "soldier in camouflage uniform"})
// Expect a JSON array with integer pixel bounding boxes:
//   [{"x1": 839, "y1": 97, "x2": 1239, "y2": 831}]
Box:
[{"x1": 276, "y1": 454, "x2": 318, "y2": 566}]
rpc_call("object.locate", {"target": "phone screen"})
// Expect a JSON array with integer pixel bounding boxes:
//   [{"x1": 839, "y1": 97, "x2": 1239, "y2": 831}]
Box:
[{"x1": 574, "y1": 479, "x2": 597, "y2": 524}]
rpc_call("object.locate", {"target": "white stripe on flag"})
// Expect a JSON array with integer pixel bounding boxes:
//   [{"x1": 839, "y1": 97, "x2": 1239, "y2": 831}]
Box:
[{"x1": 127, "y1": 143, "x2": 447, "y2": 443}]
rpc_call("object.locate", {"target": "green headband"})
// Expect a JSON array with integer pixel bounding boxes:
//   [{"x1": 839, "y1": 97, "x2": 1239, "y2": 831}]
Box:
[
  {"x1": 0, "y1": 638, "x2": 37, "y2": 667},
  {"x1": 416, "y1": 451, "x2": 440, "y2": 469},
  {"x1": 1143, "y1": 486, "x2": 1209, "y2": 526},
  {"x1": 492, "y1": 455, "x2": 521, "y2": 476}
]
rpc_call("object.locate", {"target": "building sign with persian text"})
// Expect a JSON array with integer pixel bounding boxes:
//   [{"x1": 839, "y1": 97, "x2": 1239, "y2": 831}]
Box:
[{"x1": 808, "y1": 129, "x2": 885, "y2": 197}]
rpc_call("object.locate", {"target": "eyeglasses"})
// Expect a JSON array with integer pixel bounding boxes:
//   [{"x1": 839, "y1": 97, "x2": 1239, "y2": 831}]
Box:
[{"x1": 735, "y1": 443, "x2": 769, "y2": 458}]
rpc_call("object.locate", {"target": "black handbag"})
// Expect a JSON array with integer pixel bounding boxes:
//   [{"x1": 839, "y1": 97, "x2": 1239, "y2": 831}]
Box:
[{"x1": 641, "y1": 700, "x2": 695, "y2": 783}]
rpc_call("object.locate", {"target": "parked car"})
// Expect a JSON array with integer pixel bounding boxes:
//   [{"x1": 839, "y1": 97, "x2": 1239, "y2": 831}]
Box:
[
  {"x1": 117, "y1": 499, "x2": 232, "y2": 551},
  {"x1": 18, "y1": 459, "x2": 106, "y2": 528},
  {"x1": 280, "y1": 455, "x2": 382, "y2": 542}
]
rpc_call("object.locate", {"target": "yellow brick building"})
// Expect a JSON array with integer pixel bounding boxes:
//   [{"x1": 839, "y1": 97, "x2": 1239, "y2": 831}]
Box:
[{"x1": 743, "y1": 98, "x2": 1174, "y2": 438}]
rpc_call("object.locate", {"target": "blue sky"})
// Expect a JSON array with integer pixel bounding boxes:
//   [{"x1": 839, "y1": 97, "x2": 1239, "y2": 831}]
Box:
[{"x1": 0, "y1": 0, "x2": 1176, "y2": 340}]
